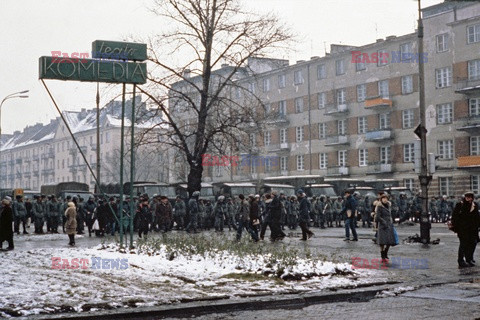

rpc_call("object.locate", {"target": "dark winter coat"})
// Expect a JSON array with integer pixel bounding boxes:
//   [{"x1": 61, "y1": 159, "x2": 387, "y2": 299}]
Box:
[
  {"x1": 0, "y1": 204, "x2": 14, "y2": 241},
  {"x1": 374, "y1": 201, "x2": 396, "y2": 246},
  {"x1": 298, "y1": 196, "x2": 310, "y2": 223},
  {"x1": 269, "y1": 195, "x2": 282, "y2": 222},
  {"x1": 156, "y1": 201, "x2": 173, "y2": 225},
  {"x1": 451, "y1": 200, "x2": 480, "y2": 238}
]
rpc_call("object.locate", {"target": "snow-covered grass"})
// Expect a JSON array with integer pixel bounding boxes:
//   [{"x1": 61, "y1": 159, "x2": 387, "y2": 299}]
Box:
[{"x1": 0, "y1": 233, "x2": 386, "y2": 318}]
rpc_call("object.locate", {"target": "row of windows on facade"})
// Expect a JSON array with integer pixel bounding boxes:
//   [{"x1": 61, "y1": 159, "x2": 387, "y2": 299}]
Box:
[
  {"x1": 2, "y1": 132, "x2": 112, "y2": 162},
  {"x1": 244, "y1": 26, "x2": 480, "y2": 95}
]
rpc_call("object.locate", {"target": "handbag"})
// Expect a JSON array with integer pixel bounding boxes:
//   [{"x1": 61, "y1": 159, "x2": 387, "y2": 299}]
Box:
[
  {"x1": 393, "y1": 226, "x2": 399, "y2": 246},
  {"x1": 92, "y1": 219, "x2": 100, "y2": 231},
  {"x1": 252, "y1": 219, "x2": 260, "y2": 226},
  {"x1": 346, "y1": 209, "x2": 352, "y2": 218}
]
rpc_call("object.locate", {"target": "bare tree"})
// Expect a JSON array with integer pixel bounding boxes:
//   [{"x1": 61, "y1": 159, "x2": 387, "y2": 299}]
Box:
[{"x1": 138, "y1": 0, "x2": 292, "y2": 196}]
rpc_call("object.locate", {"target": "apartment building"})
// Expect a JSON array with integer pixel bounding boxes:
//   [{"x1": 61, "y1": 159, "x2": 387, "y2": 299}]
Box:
[
  {"x1": 0, "y1": 97, "x2": 168, "y2": 191},
  {"x1": 181, "y1": 1, "x2": 480, "y2": 196}
]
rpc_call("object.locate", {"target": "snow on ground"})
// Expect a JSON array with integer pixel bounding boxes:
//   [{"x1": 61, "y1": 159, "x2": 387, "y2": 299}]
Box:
[{"x1": 0, "y1": 237, "x2": 387, "y2": 318}]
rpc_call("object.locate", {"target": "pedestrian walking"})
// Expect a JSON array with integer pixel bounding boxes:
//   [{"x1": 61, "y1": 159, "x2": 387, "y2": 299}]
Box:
[
  {"x1": 374, "y1": 193, "x2": 397, "y2": 261},
  {"x1": 64, "y1": 202, "x2": 77, "y2": 246},
  {"x1": 341, "y1": 190, "x2": 358, "y2": 241},
  {"x1": 451, "y1": 191, "x2": 480, "y2": 268},
  {"x1": 236, "y1": 194, "x2": 258, "y2": 242},
  {"x1": 0, "y1": 197, "x2": 14, "y2": 251},
  {"x1": 297, "y1": 190, "x2": 314, "y2": 241}
]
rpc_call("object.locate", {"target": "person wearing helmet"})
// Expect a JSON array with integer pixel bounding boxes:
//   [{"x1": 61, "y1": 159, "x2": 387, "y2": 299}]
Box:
[
  {"x1": 315, "y1": 195, "x2": 326, "y2": 229},
  {"x1": 186, "y1": 191, "x2": 200, "y2": 233},
  {"x1": 439, "y1": 195, "x2": 450, "y2": 223},
  {"x1": 333, "y1": 196, "x2": 344, "y2": 227},
  {"x1": 174, "y1": 196, "x2": 186, "y2": 230},
  {"x1": 214, "y1": 196, "x2": 226, "y2": 232},
  {"x1": 451, "y1": 191, "x2": 480, "y2": 268}
]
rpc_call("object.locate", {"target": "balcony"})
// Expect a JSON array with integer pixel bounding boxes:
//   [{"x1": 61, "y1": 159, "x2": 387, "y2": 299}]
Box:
[
  {"x1": 32, "y1": 154, "x2": 40, "y2": 161},
  {"x1": 457, "y1": 155, "x2": 480, "y2": 168},
  {"x1": 456, "y1": 115, "x2": 480, "y2": 132},
  {"x1": 365, "y1": 128, "x2": 393, "y2": 141},
  {"x1": 16, "y1": 158, "x2": 23, "y2": 164},
  {"x1": 366, "y1": 162, "x2": 393, "y2": 174},
  {"x1": 324, "y1": 104, "x2": 349, "y2": 116},
  {"x1": 325, "y1": 134, "x2": 349, "y2": 146},
  {"x1": 365, "y1": 96, "x2": 393, "y2": 109},
  {"x1": 326, "y1": 166, "x2": 349, "y2": 177},
  {"x1": 42, "y1": 168, "x2": 55, "y2": 175},
  {"x1": 266, "y1": 113, "x2": 289, "y2": 126},
  {"x1": 455, "y1": 77, "x2": 480, "y2": 95}
]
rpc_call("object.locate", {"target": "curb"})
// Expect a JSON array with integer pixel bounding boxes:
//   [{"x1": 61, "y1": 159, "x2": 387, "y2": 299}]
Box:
[{"x1": 29, "y1": 282, "x2": 399, "y2": 320}]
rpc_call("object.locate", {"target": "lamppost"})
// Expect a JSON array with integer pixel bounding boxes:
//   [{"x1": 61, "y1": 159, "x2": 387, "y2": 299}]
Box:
[{"x1": 0, "y1": 90, "x2": 29, "y2": 188}]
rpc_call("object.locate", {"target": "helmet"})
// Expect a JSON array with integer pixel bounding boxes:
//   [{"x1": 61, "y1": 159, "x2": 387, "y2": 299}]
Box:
[
  {"x1": 218, "y1": 195, "x2": 225, "y2": 201},
  {"x1": 192, "y1": 191, "x2": 200, "y2": 197}
]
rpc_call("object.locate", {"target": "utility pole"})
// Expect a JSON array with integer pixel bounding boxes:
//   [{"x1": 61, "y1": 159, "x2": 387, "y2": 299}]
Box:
[
  {"x1": 416, "y1": 0, "x2": 431, "y2": 244},
  {"x1": 96, "y1": 83, "x2": 101, "y2": 192}
]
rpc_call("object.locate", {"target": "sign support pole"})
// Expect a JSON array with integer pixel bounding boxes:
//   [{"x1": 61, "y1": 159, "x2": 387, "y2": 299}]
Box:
[
  {"x1": 129, "y1": 84, "x2": 136, "y2": 249},
  {"x1": 119, "y1": 83, "x2": 126, "y2": 247}
]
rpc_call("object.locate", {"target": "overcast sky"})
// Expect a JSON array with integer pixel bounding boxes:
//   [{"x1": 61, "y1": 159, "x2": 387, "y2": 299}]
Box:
[{"x1": 0, "y1": 0, "x2": 443, "y2": 134}]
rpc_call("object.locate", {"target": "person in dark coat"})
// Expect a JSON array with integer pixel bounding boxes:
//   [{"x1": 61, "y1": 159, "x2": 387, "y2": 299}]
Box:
[
  {"x1": 268, "y1": 191, "x2": 286, "y2": 241},
  {"x1": 137, "y1": 197, "x2": 152, "y2": 238},
  {"x1": 0, "y1": 197, "x2": 14, "y2": 250},
  {"x1": 186, "y1": 191, "x2": 200, "y2": 233},
  {"x1": 297, "y1": 190, "x2": 314, "y2": 241},
  {"x1": 374, "y1": 193, "x2": 397, "y2": 261},
  {"x1": 341, "y1": 190, "x2": 358, "y2": 241},
  {"x1": 13, "y1": 195, "x2": 28, "y2": 234},
  {"x1": 156, "y1": 196, "x2": 173, "y2": 232},
  {"x1": 84, "y1": 196, "x2": 96, "y2": 237},
  {"x1": 451, "y1": 191, "x2": 480, "y2": 268}
]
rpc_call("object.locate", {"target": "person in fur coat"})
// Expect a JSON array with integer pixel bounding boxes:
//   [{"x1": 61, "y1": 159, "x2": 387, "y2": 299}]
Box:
[{"x1": 374, "y1": 193, "x2": 397, "y2": 260}]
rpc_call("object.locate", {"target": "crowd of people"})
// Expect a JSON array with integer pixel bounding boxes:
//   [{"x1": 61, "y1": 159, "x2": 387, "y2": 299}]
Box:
[{"x1": 0, "y1": 189, "x2": 478, "y2": 269}]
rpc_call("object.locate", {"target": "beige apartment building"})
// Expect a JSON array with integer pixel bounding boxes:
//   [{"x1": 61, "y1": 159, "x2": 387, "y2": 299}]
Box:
[
  {"x1": 190, "y1": 1, "x2": 480, "y2": 196},
  {"x1": 0, "y1": 97, "x2": 167, "y2": 192}
]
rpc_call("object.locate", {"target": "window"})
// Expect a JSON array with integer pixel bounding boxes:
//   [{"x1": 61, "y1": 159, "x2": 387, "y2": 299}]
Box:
[
  {"x1": 404, "y1": 178, "x2": 414, "y2": 191},
  {"x1": 248, "y1": 82, "x2": 256, "y2": 94},
  {"x1": 249, "y1": 133, "x2": 256, "y2": 147},
  {"x1": 380, "y1": 146, "x2": 391, "y2": 164},
  {"x1": 278, "y1": 74, "x2": 286, "y2": 88},
  {"x1": 357, "y1": 84, "x2": 366, "y2": 102},
  {"x1": 215, "y1": 166, "x2": 222, "y2": 177},
  {"x1": 467, "y1": 23, "x2": 480, "y2": 44},
  {"x1": 400, "y1": 42, "x2": 412, "y2": 61},
  {"x1": 471, "y1": 175, "x2": 480, "y2": 195},
  {"x1": 338, "y1": 150, "x2": 347, "y2": 167},
  {"x1": 379, "y1": 113, "x2": 391, "y2": 129},
  {"x1": 319, "y1": 153, "x2": 328, "y2": 169},
  {"x1": 470, "y1": 98, "x2": 480, "y2": 116},
  {"x1": 264, "y1": 131, "x2": 271, "y2": 146},
  {"x1": 279, "y1": 100, "x2": 287, "y2": 116},
  {"x1": 439, "y1": 177, "x2": 453, "y2": 196},
  {"x1": 338, "y1": 119, "x2": 346, "y2": 135},
  {"x1": 471, "y1": 136, "x2": 480, "y2": 156},
  {"x1": 468, "y1": 60, "x2": 480, "y2": 80},
  {"x1": 263, "y1": 78, "x2": 270, "y2": 92},
  {"x1": 377, "y1": 49, "x2": 388, "y2": 66},
  {"x1": 264, "y1": 103, "x2": 271, "y2": 116},
  {"x1": 297, "y1": 155, "x2": 305, "y2": 171},
  {"x1": 358, "y1": 116, "x2": 367, "y2": 134},
  {"x1": 105, "y1": 132, "x2": 110, "y2": 143},
  {"x1": 336, "y1": 88, "x2": 346, "y2": 105},
  {"x1": 318, "y1": 123, "x2": 326, "y2": 139},
  {"x1": 265, "y1": 158, "x2": 272, "y2": 173},
  {"x1": 437, "y1": 140, "x2": 454, "y2": 159},
  {"x1": 356, "y1": 60, "x2": 366, "y2": 71},
  {"x1": 401, "y1": 75, "x2": 413, "y2": 94},
  {"x1": 296, "y1": 126, "x2": 304, "y2": 142},
  {"x1": 295, "y1": 97, "x2": 304, "y2": 113},
  {"x1": 436, "y1": 103, "x2": 453, "y2": 124},
  {"x1": 317, "y1": 64, "x2": 326, "y2": 79},
  {"x1": 294, "y1": 70, "x2": 304, "y2": 85},
  {"x1": 250, "y1": 161, "x2": 256, "y2": 174},
  {"x1": 435, "y1": 67, "x2": 451, "y2": 88},
  {"x1": 378, "y1": 80, "x2": 389, "y2": 98},
  {"x1": 318, "y1": 92, "x2": 326, "y2": 109},
  {"x1": 235, "y1": 87, "x2": 242, "y2": 99},
  {"x1": 280, "y1": 128, "x2": 287, "y2": 144},
  {"x1": 436, "y1": 33, "x2": 449, "y2": 52},
  {"x1": 404, "y1": 143, "x2": 415, "y2": 162},
  {"x1": 359, "y1": 149, "x2": 368, "y2": 166},
  {"x1": 335, "y1": 59, "x2": 345, "y2": 75},
  {"x1": 280, "y1": 156, "x2": 288, "y2": 171},
  {"x1": 402, "y1": 109, "x2": 414, "y2": 129}
]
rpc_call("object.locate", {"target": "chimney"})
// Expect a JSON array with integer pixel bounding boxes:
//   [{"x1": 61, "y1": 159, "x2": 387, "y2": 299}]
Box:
[
  {"x1": 310, "y1": 56, "x2": 320, "y2": 60},
  {"x1": 183, "y1": 68, "x2": 191, "y2": 79},
  {"x1": 296, "y1": 60, "x2": 305, "y2": 64}
]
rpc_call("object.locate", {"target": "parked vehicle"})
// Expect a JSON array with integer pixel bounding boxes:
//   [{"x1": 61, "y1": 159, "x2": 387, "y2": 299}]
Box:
[
  {"x1": 258, "y1": 183, "x2": 295, "y2": 196},
  {"x1": 41, "y1": 182, "x2": 93, "y2": 200},
  {"x1": 123, "y1": 181, "x2": 176, "y2": 202},
  {"x1": 212, "y1": 182, "x2": 257, "y2": 199},
  {"x1": 304, "y1": 184, "x2": 337, "y2": 198},
  {"x1": 380, "y1": 187, "x2": 413, "y2": 198},
  {"x1": 174, "y1": 182, "x2": 215, "y2": 202}
]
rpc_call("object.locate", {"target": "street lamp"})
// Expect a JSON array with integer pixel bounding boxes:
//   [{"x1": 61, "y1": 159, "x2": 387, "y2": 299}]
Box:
[{"x1": 0, "y1": 90, "x2": 29, "y2": 188}]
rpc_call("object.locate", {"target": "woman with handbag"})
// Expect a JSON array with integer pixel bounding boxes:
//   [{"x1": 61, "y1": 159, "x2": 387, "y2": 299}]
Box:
[{"x1": 374, "y1": 193, "x2": 397, "y2": 261}]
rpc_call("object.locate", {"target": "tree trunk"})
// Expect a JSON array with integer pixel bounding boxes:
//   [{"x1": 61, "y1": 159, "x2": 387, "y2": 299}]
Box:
[{"x1": 187, "y1": 161, "x2": 203, "y2": 198}]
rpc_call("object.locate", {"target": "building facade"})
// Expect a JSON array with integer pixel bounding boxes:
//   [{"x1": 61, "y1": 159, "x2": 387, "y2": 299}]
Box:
[{"x1": 170, "y1": 1, "x2": 480, "y2": 197}]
